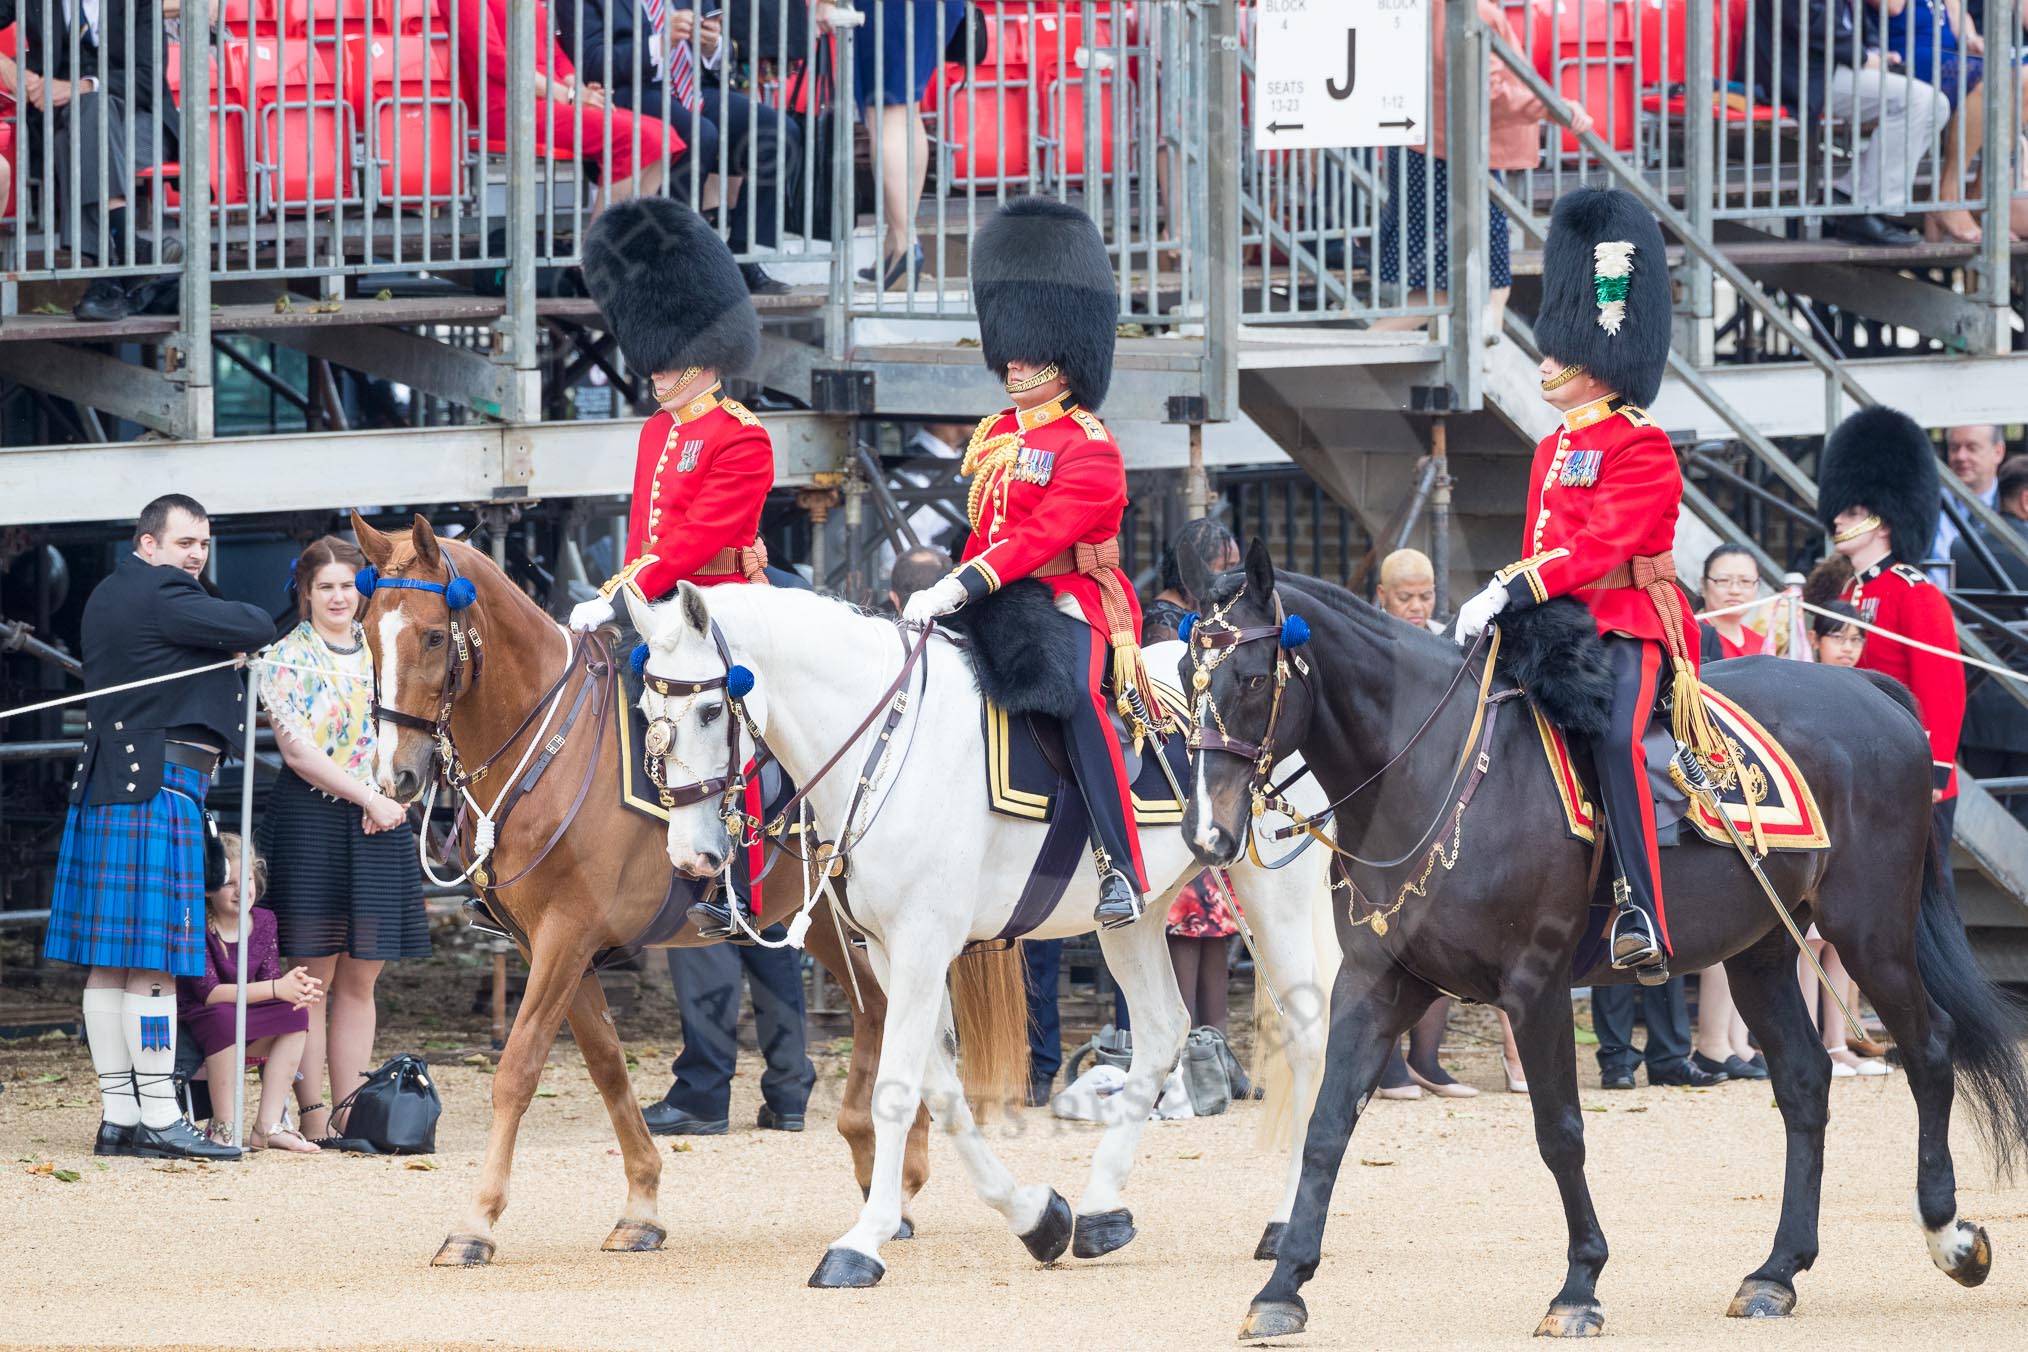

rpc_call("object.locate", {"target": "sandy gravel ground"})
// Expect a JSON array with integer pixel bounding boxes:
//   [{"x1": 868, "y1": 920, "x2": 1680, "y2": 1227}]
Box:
[{"x1": 4, "y1": 1029, "x2": 2025, "y2": 1351}]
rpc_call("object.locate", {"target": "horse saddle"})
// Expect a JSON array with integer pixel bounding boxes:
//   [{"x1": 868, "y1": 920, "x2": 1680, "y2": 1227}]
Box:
[{"x1": 1534, "y1": 683, "x2": 1830, "y2": 854}]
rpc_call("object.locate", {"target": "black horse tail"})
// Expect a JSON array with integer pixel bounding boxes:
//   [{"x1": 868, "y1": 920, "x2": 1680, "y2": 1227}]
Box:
[{"x1": 1914, "y1": 826, "x2": 2028, "y2": 1178}]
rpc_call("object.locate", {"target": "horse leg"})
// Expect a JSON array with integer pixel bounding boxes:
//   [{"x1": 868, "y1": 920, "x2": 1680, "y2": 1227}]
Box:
[
  {"x1": 565, "y1": 974, "x2": 666, "y2": 1253},
  {"x1": 1234, "y1": 863, "x2": 1334, "y2": 1262},
  {"x1": 806, "y1": 901, "x2": 930, "y2": 1237},
  {"x1": 433, "y1": 926, "x2": 597, "y2": 1266},
  {"x1": 807, "y1": 935, "x2": 952, "y2": 1288},
  {"x1": 1071, "y1": 912, "x2": 1191, "y2": 1259},
  {"x1": 1509, "y1": 980, "x2": 1611, "y2": 1337},
  {"x1": 1824, "y1": 894, "x2": 1994, "y2": 1289},
  {"x1": 1240, "y1": 961, "x2": 1430, "y2": 1342},
  {"x1": 1715, "y1": 933, "x2": 1832, "y2": 1318}
]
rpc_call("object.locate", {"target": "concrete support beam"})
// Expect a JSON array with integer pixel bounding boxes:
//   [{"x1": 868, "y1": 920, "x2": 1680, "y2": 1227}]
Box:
[
  {"x1": 0, "y1": 343, "x2": 188, "y2": 436},
  {"x1": 1744, "y1": 262, "x2": 1994, "y2": 350}
]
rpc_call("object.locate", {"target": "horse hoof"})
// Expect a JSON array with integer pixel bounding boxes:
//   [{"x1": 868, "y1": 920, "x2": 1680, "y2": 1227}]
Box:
[
  {"x1": 1934, "y1": 1221, "x2": 1993, "y2": 1288},
  {"x1": 1072, "y1": 1207, "x2": 1136, "y2": 1259},
  {"x1": 1237, "y1": 1298, "x2": 1307, "y2": 1342},
  {"x1": 1533, "y1": 1302, "x2": 1605, "y2": 1337},
  {"x1": 1726, "y1": 1278, "x2": 1796, "y2": 1318},
  {"x1": 808, "y1": 1247, "x2": 885, "y2": 1289},
  {"x1": 893, "y1": 1217, "x2": 915, "y2": 1241},
  {"x1": 1020, "y1": 1190, "x2": 1074, "y2": 1264},
  {"x1": 431, "y1": 1234, "x2": 496, "y2": 1267},
  {"x1": 1254, "y1": 1221, "x2": 1286, "y2": 1262},
  {"x1": 601, "y1": 1220, "x2": 667, "y2": 1253}
]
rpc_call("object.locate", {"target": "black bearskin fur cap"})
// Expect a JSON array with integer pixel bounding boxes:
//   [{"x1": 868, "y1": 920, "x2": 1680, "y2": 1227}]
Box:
[
  {"x1": 972, "y1": 197, "x2": 1118, "y2": 410},
  {"x1": 582, "y1": 198, "x2": 760, "y2": 377},
  {"x1": 1495, "y1": 598, "x2": 1614, "y2": 742},
  {"x1": 1532, "y1": 188, "x2": 1671, "y2": 408},
  {"x1": 1817, "y1": 406, "x2": 1940, "y2": 561}
]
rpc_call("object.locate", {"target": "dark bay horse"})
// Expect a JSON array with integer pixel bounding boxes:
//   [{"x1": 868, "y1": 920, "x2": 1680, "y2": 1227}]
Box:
[
  {"x1": 1181, "y1": 541, "x2": 2028, "y2": 1341},
  {"x1": 351, "y1": 513, "x2": 963, "y2": 1265}
]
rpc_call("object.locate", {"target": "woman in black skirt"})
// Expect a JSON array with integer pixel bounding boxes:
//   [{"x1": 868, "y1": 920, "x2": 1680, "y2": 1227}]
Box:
[{"x1": 257, "y1": 535, "x2": 427, "y2": 1148}]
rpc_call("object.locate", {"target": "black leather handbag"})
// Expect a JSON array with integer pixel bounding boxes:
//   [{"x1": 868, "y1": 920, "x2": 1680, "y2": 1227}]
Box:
[{"x1": 336, "y1": 1053, "x2": 442, "y2": 1155}]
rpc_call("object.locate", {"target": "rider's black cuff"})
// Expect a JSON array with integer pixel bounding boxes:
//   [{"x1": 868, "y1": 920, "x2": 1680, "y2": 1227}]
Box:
[
  {"x1": 1501, "y1": 576, "x2": 1539, "y2": 611},
  {"x1": 957, "y1": 559, "x2": 997, "y2": 603},
  {"x1": 1933, "y1": 761, "x2": 1953, "y2": 792}
]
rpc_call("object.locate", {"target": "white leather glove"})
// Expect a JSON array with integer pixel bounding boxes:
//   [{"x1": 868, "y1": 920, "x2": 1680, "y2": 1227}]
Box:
[
  {"x1": 903, "y1": 574, "x2": 968, "y2": 625},
  {"x1": 1451, "y1": 580, "x2": 1510, "y2": 645},
  {"x1": 569, "y1": 594, "x2": 617, "y2": 633}
]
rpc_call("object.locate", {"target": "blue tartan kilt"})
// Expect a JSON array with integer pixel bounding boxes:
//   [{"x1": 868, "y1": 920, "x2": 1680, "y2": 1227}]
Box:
[{"x1": 44, "y1": 761, "x2": 210, "y2": 977}]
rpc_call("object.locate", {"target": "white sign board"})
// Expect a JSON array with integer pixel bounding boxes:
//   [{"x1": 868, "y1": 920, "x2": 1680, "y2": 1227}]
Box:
[{"x1": 1253, "y1": 0, "x2": 1431, "y2": 151}]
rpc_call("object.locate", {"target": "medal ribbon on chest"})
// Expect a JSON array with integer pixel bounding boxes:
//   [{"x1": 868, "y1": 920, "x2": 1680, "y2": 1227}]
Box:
[
  {"x1": 1558, "y1": 448, "x2": 1602, "y2": 488},
  {"x1": 1013, "y1": 443, "x2": 1056, "y2": 485}
]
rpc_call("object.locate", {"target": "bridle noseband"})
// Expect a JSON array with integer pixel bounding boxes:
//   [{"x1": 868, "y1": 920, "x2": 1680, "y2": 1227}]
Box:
[
  {"x1": 640, "y1": 624, "x2": 762, "y2": 852},
  {"x1": 357, "y1": 555, "x2": 489, "y2": 788},
  {"x1": 1185, "y1": 582, "x2": 1310, "y2": 811}
]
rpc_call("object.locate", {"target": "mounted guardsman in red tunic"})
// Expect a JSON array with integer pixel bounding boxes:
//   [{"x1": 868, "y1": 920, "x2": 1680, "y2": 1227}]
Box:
[
  {"x1": 903, "y1": 196, "x2": 1160, "y2": 930},
  {"x1": 1817, "y1": 406, "x2": 1967, "y2": 856},
  {"x1": 1452, "y1": 187, "x2": 1708, "y2": 985},
  {"x1": 569, "y1": 196, "x2": 772, "y2": 937}
]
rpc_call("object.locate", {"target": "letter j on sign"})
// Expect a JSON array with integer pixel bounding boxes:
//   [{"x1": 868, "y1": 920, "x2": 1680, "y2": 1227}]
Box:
[{"x1": 1254, "y1": 0, "x2": 1431, "y2": 151}]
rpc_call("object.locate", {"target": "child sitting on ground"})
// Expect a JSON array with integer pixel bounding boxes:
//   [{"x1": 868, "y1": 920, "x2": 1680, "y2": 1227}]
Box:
[{"x1": 177, "y1": 834, "x2": 327, "y2": 1151}]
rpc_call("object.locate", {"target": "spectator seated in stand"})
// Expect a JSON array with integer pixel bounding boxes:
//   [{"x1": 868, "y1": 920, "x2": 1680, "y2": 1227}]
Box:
[
  {"x1": 1740, "y1": 0, "x2": 1954, "y2": 247},
  {"x1": 6, "y1": 0, "x2": 183, "y2": 321},
  {"x1": 176, "y1": 834, "x2": 327, "y2": 1152},
  {"x1": 1932, "y1": 424, "x2": 2011, "y2": 573},
  {"x1": 443, "y1": 0, "x2": 690, "y2": 211},
  {"x1": 1883, "y1": 0, "x2": 2028, "y2": 241},
  {"x1": 557, "y1": 0, "x2": 801, "y2": 294}
]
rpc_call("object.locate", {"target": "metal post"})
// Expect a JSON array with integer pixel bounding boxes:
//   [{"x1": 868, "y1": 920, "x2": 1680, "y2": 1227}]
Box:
[
  {"x1": 1201, "y1": 0, "x2": 1242, "y2": 423},
  {"x1": 172, "y1": 17, "x2": 215, "y2": 441},
  {"x1": 231, "y1": 664, "x2": 258, "y2": 1148},
  {"x1": 498, "y1": 0, "x2": 541, "y2": 422},
  {"x1": 1429, "y1": 419, "x2": 1453, "y2": 617},
  {"x1": 1683, "y1": 0, "x2": 1715, "y2": 363},
  {"x1": 1445, "y1": 0, "x2": 1489, "y2": 411},
  {"x1": 1186, "y1": 422, "x2": 1209, "y2": 520},
  {"x1": 826, "y1": 3, "x2": 863, "y2": 364},
  {"x1": 1977, "y1": 0, "x2": 2017, "y2": 351}
]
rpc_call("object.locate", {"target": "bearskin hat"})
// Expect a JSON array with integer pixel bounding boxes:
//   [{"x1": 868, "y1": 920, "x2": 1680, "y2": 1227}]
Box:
[
  {"x1": 971, "y1": 197, "x2": 1118, "y2": 410},
  {"x1": 582, "y1": 198, "x2": 759, "y2": 377},
  {"x1": 1817, "y1": 405, "x2": 1940, "y2": 561},
  {"x1": 1532, "y1": 187, "x2": 1672, "y2": 408}
]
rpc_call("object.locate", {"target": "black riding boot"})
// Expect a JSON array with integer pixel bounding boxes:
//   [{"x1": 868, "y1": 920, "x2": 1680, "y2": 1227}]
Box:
[
  {"x1": 1597, "y1": 637, "x2": 1672, "y2": 985},
  {"x1": 1064, "y1": 636, "x2": 1146, "y2": 930}
]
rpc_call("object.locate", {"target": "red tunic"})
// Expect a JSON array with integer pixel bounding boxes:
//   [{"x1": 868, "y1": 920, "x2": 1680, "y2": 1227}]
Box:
[
  {"x1": 1843, "y1": 558, "x2": 1966, "y2": 799},
  {"x1": 1494, "y1": 396, "x2": 1700, "y2": 665},
  {"x1": 952, "y1": 395, "x2": 1142, "y2": 640},
  {"x1": 603, "y1": 385, "x2": 774, "y2": 604}
]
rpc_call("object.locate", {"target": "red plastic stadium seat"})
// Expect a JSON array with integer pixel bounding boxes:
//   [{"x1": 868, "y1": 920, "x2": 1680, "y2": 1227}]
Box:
[
  {"x1": 228, "y1": 35, "x2": 339, "y2": 105},
  {"x1": 280, "y1": 0, "x2": 377, "y2": 34},
  {"x1": 942, "y1": 77, "x2": 1032, "y2": 188},
  {"x1": 372, "y1": 100, "x2": 465, "y2": 203},
  {"x1": 1023, "y1": 6, "x2": 1117, "y2": 73},
  {"x1": 259, "y1": 101, "x2": 359, "y2": 210},
  {"x1": 377, "y1": 0, "x2": 442, "y2": 34},
  {"x1": 221, "y1": 0, "x2": 279, "y2": 27},
  {"x1": 151, "y1": 108, "x2": 257, "y2": 210},
  {"x1": 336, "y1": 29, "x2": 452, "y2": 113},
  {"x1": 1043, "y1": 70, "x2": 1123, "y2": 179}
]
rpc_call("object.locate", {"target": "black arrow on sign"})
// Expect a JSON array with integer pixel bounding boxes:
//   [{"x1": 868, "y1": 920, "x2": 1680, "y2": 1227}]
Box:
[
  {"x1": 1268, "y1": 121, "x2": 1306, "y2": 134},
  {"x1": 1379, "y1": 117, "x2": 1417, "y2": 130}
]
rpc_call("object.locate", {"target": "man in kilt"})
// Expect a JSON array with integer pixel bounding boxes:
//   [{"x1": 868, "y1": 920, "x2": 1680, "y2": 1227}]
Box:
[{"x1": 46, "y1": 495, "x2": 276, "y2": 1160}]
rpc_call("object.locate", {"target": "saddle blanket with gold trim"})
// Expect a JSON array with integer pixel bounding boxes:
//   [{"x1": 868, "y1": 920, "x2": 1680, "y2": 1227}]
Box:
[
  {"x1": 983, "y1": 678, "x2": 1190, "y2": 824},
  {"x1": 1535, "y1": 683, "x2": 1829, "y2": 852}
]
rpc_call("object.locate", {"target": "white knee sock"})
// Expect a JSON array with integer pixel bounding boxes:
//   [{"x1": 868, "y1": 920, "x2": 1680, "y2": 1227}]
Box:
[
  {"x1": 81, "y1": 988, "x2": 139, "y2": 1128},
  {"x1": 122, "y1": 991, "x2": 182, "y2": 1130}
]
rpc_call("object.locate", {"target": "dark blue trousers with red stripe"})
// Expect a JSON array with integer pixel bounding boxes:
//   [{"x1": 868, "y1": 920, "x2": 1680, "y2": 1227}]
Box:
[
  {"x1": 1597, "y1": 636, "x2": 1671, "y2": 954},
  {"x1": 1068, "y1": 625, "x2": 1145, "y2": 891}
]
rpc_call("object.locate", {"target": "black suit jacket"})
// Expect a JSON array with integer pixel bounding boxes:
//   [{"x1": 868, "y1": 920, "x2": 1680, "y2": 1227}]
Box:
[
  {"x1": 1951, "y1": 518, "x2": 2028, "y2": 755},
  {"x1": 69, "y1": 553, "x2": 275, "y2": 807},
  {"x1": 1738, "y1": 0, "x2": 1879, "y2": 127},
  {"x1": 15, "y1": 0, "x2": 181, "y2": 161}
]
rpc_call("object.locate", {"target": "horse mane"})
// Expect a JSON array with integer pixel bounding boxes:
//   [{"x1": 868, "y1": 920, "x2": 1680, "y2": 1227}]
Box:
[{"x1": 1206, "y1": 566, "x2": 1464, "y2": 667}]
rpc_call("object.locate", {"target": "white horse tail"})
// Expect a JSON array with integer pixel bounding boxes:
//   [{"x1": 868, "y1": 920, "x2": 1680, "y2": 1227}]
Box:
[
  {"x1": 1254, "y1": 866, "x2": 1342, "y2": 1153},
  {"x1": 951, "y1": 942, "x2": 1032, "y2": 1119}
]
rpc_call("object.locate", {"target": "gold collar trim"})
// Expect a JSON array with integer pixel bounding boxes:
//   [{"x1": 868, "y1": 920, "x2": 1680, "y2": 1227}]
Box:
[
  {"x1": 1016, "y1": 394, "x2": 1073, "y2": 433},
  {"x1": 665, "y1": 383, "x2": 725, "y2": 425},
  {"x1": 1562, "y1": 396, "x2": 1618, "y2": 432}
]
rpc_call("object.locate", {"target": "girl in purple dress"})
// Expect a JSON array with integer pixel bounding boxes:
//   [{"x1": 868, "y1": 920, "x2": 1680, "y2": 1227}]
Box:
[{"x1": 177, "y1": 835, "x2": 325, "y2": 1152}]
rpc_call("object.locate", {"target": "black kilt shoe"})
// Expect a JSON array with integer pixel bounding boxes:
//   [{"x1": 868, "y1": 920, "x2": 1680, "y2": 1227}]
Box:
[
  {"x1": 131, "y1": 1117, "x2": 243, "y2": 1161},
  {"x1": 94, "y1": 1121, "x2": 137, "y2": 1157}
]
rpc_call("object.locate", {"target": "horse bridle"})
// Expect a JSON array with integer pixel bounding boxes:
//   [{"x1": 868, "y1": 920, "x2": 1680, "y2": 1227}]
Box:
[
  {"x1": 1185, "y1": 582, "x2": 1309, "y2": 819},
  {"x1": 356, "y1": 553, "x2": 493, "y2": 788}
]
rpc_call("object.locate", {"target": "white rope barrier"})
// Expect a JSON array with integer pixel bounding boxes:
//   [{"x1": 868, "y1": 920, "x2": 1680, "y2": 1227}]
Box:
[
  {"x1": 1695, "y1": 588, "x2": 2028, "y2": 685},
  {"x1": 0, "y1": 654, "x2": 372, "y2": 724}
]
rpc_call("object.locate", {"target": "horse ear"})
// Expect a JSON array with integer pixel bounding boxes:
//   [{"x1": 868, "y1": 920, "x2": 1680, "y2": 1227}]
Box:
[
  {"x1": 678, "y1": 581, "x2": 710, "y2": 638},
  {"x1": 620, "y1": 585, "x2": 657, "y2": 641},
  {"x1": 352, "y1": 511, "x2": 394, "y2": 568},
  {"x1": 1244, "y1": 537, "x2": 1276, "y2": 601},
  {"x1": 1177, "y1": 541, "x2": 1213, "y2": 605},
  {"x1": 410, "y1": 513, "x2": 442, "y2": 569}
]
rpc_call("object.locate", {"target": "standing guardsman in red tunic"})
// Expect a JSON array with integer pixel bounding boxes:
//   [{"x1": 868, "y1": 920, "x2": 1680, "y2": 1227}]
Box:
[
  {"x1": 1818, "y1": 406, "x2": 1967, "y2": 863},
  {"x1": 568, "y1": 196, "x2": 772, "y2": 936},
  {"x1": 903, "y1": 197, "x2": 1157, "y2": 930},
  {"x1": 1452, "y1": 188, "x2": 1699, "y2": 984}
]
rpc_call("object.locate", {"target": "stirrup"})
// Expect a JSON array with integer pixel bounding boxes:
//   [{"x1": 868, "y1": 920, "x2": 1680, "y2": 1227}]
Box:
[
  {"x1": 1609, "y1": 904, "x2": 1668, "y2": 984},
  {"x1": 1094, "y1": 870, "x2": 1145, "y2": 932}
]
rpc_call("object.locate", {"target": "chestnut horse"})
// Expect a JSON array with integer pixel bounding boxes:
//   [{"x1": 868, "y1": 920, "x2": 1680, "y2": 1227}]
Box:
[{"x1": 352, "y1": 513, "x2": 971, "y2": 1265}]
